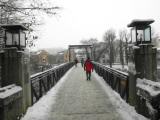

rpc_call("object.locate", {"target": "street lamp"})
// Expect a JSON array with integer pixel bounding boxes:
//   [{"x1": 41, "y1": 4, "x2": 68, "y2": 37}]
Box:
[
  {"x1": 0, "y1": 24, "x2": 28, "y2": 50},
  {"x1": 127, "y1": 19, "x2": 154, "y2": 45}
]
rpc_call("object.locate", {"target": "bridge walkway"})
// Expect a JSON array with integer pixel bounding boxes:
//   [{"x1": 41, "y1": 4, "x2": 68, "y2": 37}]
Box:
[
  {"x1": 48, "y1": 64, "x2": 124, "y2": 120},
  {"x1": 22, "y1": 64, "x2": 147, "y2": 120}
]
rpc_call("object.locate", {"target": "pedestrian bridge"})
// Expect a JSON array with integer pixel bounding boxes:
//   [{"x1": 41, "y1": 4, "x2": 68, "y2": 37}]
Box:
[{"x1": 22, "y1": 63, "x2": 147, "y2": 120}]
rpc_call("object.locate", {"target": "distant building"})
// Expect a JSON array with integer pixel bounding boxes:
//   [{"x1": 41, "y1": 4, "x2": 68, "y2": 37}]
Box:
[
  {"x1": 36, "y1": 50, "x2": 49, "y2": 65},
  {"x1": 57, "y1": 49, "x2": 76, "y2": 63}
]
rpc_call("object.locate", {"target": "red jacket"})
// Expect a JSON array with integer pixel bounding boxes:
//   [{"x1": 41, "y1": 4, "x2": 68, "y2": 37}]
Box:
[{"x1": 84, "y1": 60, "x2": 93, "y2": 72}]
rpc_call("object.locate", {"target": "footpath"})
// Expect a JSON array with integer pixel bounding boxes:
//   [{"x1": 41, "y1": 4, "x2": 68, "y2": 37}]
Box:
[{"x1": 22, "y1": 64, "x2": 148, "y2": 120}]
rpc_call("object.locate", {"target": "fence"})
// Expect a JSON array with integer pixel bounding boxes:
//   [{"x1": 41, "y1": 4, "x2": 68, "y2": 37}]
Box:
[
  {"x1": 30, "y1": 62, "x2": 74, "y2": 104},
  {"x1": 93, "y1": 62, "x2": 129, "y2": 102}
]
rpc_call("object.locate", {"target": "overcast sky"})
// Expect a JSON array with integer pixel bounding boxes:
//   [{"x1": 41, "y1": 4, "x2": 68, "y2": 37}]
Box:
[{"x1": 35, "y1": 0, "x2": 160, "y2": 49}]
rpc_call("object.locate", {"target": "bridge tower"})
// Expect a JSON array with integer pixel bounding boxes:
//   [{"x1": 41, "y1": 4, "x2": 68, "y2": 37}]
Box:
[{"x1": 68, "y1": 45, "x2": 93, "y2": 62}]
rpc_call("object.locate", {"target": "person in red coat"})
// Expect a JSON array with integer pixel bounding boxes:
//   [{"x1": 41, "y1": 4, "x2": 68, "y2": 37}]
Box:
[{"x1": 84, "y1": 57, "x2": 93, "y2": 80}]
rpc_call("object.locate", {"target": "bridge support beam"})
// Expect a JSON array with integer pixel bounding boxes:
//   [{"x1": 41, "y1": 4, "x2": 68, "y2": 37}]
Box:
[
  {"x1": 0, "y1": 48, "x2": 31, "y2": 114},
  {"x1": 128, "y1": 44, "x2": 157, "y2": 112}
]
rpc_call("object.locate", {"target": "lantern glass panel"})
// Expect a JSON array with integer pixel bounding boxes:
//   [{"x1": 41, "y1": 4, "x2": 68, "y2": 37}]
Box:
[
  {"x1": 144, "y1": 27, "x2": 150, "y2": 41},
  {"x1": 20, "y1": 31, "x2": 25, "y2": 46},
  {"x1": 13, "y1": 33, "x2": 19, "y2": 45},
  {"x1": 137, "y1": 30, "x2": 144, "y2": 42},
  {"x1": 6, "y1": 32, "x2": 12, "y2": 45},
  {"x1": 131, "y1": 28, "x2": 136, "y2": 43}
]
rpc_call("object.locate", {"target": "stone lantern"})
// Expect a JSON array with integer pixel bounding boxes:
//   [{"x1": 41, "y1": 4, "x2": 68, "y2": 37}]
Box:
[
  {"x1": 127, "y1": 19, "x2": 154, "y2": 45},
  {"x1": 1, "y1": 24, "x2": 28, "y2": 50},
  {"x1": 127, "y1": 19, "x2": 157, "y2": 109},
  {"x1": 0, "y1": 24, "x2": 31, "y2": 113}
]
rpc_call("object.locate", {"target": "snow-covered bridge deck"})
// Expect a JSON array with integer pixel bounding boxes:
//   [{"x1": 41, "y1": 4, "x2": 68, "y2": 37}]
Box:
[{"x1": 22, "y1": 64, "x2": 147, "y2": 120}]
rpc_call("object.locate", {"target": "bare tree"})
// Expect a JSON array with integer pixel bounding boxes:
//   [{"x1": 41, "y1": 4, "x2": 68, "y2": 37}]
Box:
[
  {"x1": 0, "y1": 0, "x2": 60, "y2": 47},
  {"x1": 80, "y1": 38, "x2": 98, "y2": 45},
  {"x1": 118, "y1": 29, "x2": 130, "y2": 67},
  {"x1": 104, "y1": 29, "x2": 116, "y2": 67},
  {"x1": 119, "y1": 30, "x2": 125, "y2": 69},
  {"x1": 124, "y1": 30, "x2": 130, "y2": 65},
  {"x1": 151, "y1": 28, "x2": 160, "y2": 47},
  {"x1": 80, "y1": 38, "x2": 98, "y2": 60}
]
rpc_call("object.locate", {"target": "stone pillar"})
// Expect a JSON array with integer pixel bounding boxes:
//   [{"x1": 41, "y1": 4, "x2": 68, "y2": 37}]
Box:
[
  {"x1": 0, "y1": 47, "x2": 31, "y2": 113},
  {"x1": 135, "y1": 44, "x2": 157, "y2": 81},
  {"x1": 128, "y1": 44, "x2": 157, "y2": 107}
]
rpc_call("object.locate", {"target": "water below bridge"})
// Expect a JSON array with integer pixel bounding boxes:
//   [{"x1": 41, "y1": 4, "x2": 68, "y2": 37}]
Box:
[{"x1": 22, "y1": 64, "x2": 148, "y2": 120}]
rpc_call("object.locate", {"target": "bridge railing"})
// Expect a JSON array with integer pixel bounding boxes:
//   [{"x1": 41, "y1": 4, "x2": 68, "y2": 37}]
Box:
[
  {"x1": 93, "y1": 62, "x2": 129, "y2": 102},
  {"x1": 30, "y1": 62, "x2": 74, "y2": 104}
]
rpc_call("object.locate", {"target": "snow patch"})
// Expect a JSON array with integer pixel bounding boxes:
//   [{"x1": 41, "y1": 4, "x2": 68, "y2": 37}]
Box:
[
  {"x1": 0, "y1": 84, "x2": 22, "y2": 99},
  {"x1": 93, "y1": 72, "x2": 149, "y2": 120},
  {"x1": 133, "y1": 46, "x2": 140, "y2": 49},
  {"x1": 137, "y1": 78, "x2": 160, "y2": 97},
  {"x1": 21, "y1": 67, "x2": 74, "y2": 120}
]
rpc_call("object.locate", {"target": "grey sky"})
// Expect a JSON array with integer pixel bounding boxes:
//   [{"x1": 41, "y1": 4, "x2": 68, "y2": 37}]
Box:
[{"x1": 35, "y1": 0, "x2": 160, "y2": 49}]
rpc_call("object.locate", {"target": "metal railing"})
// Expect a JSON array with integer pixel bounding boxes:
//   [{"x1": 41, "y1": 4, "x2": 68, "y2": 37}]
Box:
[
  {"x1": 30, "y1": 62, "x2": 74, "y2": 104},
  {"x1": 93, "y1": 62, "x2": 129, "y2": 102}
]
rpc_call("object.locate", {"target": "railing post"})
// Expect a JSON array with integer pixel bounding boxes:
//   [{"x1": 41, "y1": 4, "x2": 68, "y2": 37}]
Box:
[
  {"x1": 118, "y1": 77, "x2": 121, "y2": 95},
  {"x1": 47, "y1": 75, "x2": 51, "y2": 90},
  {"x1": 31, "y1": 84, "x2": 34, "y2": 104},
  {"x1": 39, "y1": 78, "x2": 42, "y2": 98}
]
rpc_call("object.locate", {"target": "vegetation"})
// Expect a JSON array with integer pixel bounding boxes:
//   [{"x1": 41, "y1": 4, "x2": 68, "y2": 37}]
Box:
[
  {"x1": 80, "y1": 27, "x2": 159, "y2": 71},
  {"x1": 0, "y1": 0, "x2": 60, "y2": 47}
]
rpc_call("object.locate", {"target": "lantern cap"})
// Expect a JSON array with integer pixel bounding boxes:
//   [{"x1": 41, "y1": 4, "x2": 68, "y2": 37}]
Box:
[
  {"x1": 0, "y1": 24, "x2": 28, "y2": 31},
  {"x1": 127, "y1": 19, "x2": 154, "y2": 27}
]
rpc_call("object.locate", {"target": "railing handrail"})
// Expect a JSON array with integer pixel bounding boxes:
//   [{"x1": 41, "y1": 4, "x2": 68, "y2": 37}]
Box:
[
  {"x1": 30, "y1": 62, "x2": 69, "y2": 81},
  {"x1": 30, "y1": 62, "x2": 74, "y2": 104},
  {"x1": 93, "y1": 61, "x2": 129, "y2": 79},
  {"x1": 93, "y1": 61, "x2": 129, "y2": 102}
]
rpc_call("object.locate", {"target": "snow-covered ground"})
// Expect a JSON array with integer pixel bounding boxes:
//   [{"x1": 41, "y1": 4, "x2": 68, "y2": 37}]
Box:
[
  {"x1": 93, "y1": 72, "x2": 149, "y2": 120},
  {"x1": 21, "y1": 67, "x2": 148, "y2": 120},
  {"x1": 21, "y1": 67, "x2": 74, "y2": 120}
]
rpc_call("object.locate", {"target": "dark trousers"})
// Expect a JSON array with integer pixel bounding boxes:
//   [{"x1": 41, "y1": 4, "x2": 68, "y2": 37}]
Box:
[{"x1": 86, "y1": 71, "x2": 91, "y2": 80}]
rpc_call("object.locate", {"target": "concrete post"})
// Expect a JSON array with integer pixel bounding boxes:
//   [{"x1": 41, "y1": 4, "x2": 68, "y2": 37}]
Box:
[
  {"x1": 0, "y1": 47, "x2": 31, "y2": 113},
  {"x1": 128, "y1": 44, "x2": 157, "y2": 108}
]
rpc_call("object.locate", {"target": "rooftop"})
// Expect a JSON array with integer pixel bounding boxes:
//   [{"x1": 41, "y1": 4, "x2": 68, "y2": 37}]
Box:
[
  {"x1": 69, "y1": 44, "x2": 93, "y2": 49},
  {"x1": 127, "y1": 19, "x2": 154, "y2": 27},
  {"x1": 0, "y1": 24, "x2": 28, "y2": 30}
]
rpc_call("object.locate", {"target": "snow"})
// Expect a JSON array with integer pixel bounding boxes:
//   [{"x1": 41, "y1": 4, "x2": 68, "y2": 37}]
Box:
[
  {"x1": 94, "y1": 62, "x2": 128, "y2": 75},
  {"x1": 30, "y1": 63, "x2": 68, "y2": 78},
  {"x1": 0, "y1": 84, "x2": 22, "y2": 99},
  {"x1": 22, "y1": 66, "x2": 148, "y2": 120},
  {"x1": 157, "y1": 47, "x2": 160, "y2": 51},
  {"x1": 133, "y1": 46, "x2": 140, "y2": 49},
  {"x1": 137, "y1": 78, "x2": 160, "y2": 97},
  {"x1": 93, "y1": 72, "x2": 149, "y2": 120},
  {"x1": 104, "y1": 64, "x2": 129, "y2": 74},
  {"x1": 145, "y1": 101, "x2": 157, "y2": 117},
  {"x1": 21, "y1": 67, "x2": 74, "y2": 120}
]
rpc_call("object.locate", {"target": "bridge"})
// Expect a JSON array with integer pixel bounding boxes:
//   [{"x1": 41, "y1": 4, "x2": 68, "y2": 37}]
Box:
[
  {"x1": 22, "y1": 63, "x2": 146, "y2": 120},
  {"x1": 0, "y1": 60, "x2": 160, "y2": 120},
  {"x1": 0, "y1": 45, "x2": 160, "y2": 120},
  {"x1": 0, "y1": 21, "x2": 160, "y2": 120}
]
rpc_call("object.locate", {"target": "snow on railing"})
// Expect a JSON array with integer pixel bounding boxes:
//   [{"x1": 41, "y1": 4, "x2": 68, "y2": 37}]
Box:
[
  {"x1": 93, "y1": 61, "x2": 129, "y2": 102},
  {"x1": 30, "y1": 62, "x2": 74, "y2": 104}
]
